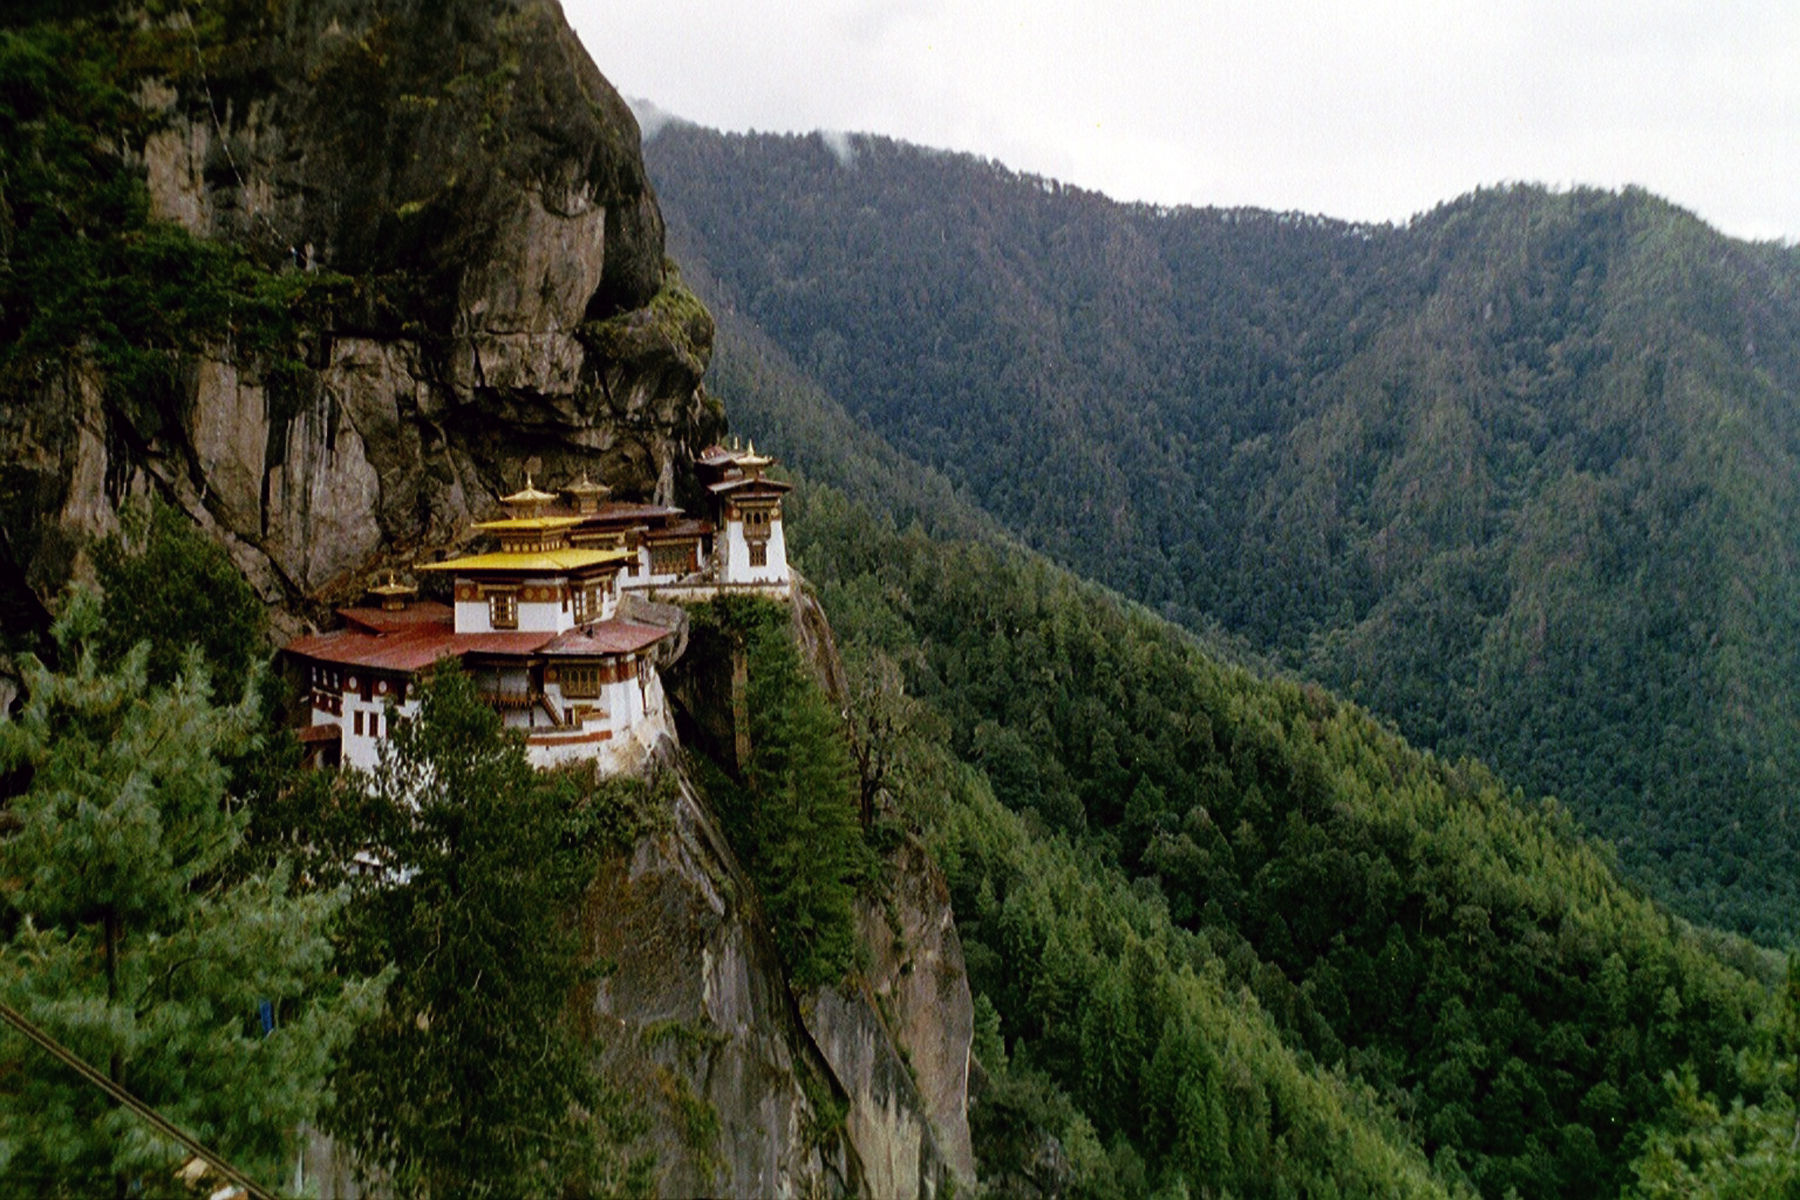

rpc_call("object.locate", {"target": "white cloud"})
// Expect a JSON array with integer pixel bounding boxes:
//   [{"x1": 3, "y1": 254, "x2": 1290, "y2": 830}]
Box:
[{"x1": 566, "y1": 0, "x2": 1800, "y2": 242}]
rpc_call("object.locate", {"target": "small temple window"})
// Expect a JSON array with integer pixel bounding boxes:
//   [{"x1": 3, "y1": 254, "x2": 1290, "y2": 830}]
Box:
[
  {"x1": 651, "y1": 542, "x2": 692, "y2": 576},
  {"x1": 354, "y1": 711, "x2": 364, "y2": 736},
  {"x1": 561, "y1": 664, "x2": 603, "y2": 698},
  {"x1": 749, "y1": 542, "x2": 768, "y2": 568},
  {"x1": 488, "y1": 590, "x2": 518, "y2": 629}
]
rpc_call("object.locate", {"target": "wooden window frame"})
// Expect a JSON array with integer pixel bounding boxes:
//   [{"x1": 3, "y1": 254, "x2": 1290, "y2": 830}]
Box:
[
  {"x1": 560, "y1": 663, "x2": 604, "y2": 698},
  {"x1": 651, "y1": 542, "x2": 692, "y2": 576},
  {"x1": 488, "y1": 589, "x2": 519, "y2": 630}
]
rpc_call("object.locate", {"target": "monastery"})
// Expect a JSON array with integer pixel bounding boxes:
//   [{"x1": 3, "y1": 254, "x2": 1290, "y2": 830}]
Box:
[{"x1": 282, "y1": 441, "x2": 792, "y2": 773}]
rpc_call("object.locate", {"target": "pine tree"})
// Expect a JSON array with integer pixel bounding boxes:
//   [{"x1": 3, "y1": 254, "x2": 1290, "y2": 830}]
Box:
[
  {"x1": 0, "y1": 593, "x2": 379, "y2": 1197},
  {"x1": 325, "y1": 665, "x2": 649, "y2": 1197},
  {"x1": 94, "y1": 499, "x2": 266, "y2": 689},
  {"x1": 734, "y1": 600, "x2": 870, "y2": 987}
]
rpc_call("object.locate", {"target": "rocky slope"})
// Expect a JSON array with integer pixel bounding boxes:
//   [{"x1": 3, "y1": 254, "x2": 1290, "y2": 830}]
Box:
[
  {"x1": 584, "y1": 760, "x2": 973, "y2": 1198},
  {"x1": 2, "y1": 0, "x2": 721, "y2": 635},
  {"x1": 1, "y1": 4, "x2": 975, "y2": 1194}
]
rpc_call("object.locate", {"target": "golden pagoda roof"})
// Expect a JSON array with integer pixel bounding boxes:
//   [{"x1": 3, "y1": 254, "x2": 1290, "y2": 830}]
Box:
[
  {"x1": 562, "y1": 472, "x2": 611, "y2": 497},
  {"x1": 416, "y1": 547, "x2": 630, "y2": 573},
  {"x1": 500, "y1": 475, "x2": 558, "y2": 506},
  {"x1": 471, "y1": 515, "x2": 586, "y2": 532},
  {"x1": 368, "y1": 571, "x2": 416, "y2": 597}
]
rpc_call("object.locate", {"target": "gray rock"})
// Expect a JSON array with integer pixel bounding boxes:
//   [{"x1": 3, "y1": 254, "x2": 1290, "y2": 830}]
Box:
[{"x1": 1, "y1": 0, "x2": 721, "y2": 626}]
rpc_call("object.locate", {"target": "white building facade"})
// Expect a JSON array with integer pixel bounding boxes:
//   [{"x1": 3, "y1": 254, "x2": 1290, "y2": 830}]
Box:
[{"x1": 285, "y1": 444, "x2": 796, "y2": 775}]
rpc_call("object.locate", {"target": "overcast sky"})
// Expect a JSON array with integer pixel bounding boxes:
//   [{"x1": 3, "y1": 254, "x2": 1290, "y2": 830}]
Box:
[{"x1": 562, "y1": 1, "x2": 1800, "y2": 245}]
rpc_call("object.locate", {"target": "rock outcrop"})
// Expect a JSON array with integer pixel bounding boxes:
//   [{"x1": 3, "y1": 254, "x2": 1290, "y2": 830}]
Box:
[
  {"x1": 1, "y1": 0, "x2": 721, "y2": 636},
  {"x1": 804, "y1": 833, "x2": 977, "y2": 1196},
  {"x1": 2, "y1": 7, "x2": 977, "y2": 1194},
  {"x1": 583, "y1": 766, "x2": 858, "y2": 1197},
  {"x1": 584, "y1": 761, "x2": 974, "y2": 1198}
]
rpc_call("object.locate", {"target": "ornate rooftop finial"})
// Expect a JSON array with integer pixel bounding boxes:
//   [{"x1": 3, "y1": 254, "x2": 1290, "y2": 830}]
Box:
[
  {"x1": 562, "y1": 470, "x2": 612, "y2": 514},
  {"x1": 501, "y1": 473, "x2": 558, "y2": 513},
  {"x1": 369, "y1": 570, "x2": 418, "y2": 611},
  {"x1": 738, "y1": 439, "x2": 772, "y2": 471}
]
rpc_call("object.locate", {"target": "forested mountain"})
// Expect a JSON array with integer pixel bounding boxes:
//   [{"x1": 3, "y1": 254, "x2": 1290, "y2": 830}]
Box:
[
  {"x1": 790, "y1": 483, "x2": 1784, "y2": 1197},
  {"x1": 652, "y1": 192, "x2": 1800, "y2": 1194},
  {"x1": 677, "y1": 239, "x2": 1800, "y2": 1193},
  {"x1": 645, "y1": 124, "x2": 1800, "y2": 941},
  {"x1": 8, "y1": 1, "x2": 1800, "y2": 1192}
]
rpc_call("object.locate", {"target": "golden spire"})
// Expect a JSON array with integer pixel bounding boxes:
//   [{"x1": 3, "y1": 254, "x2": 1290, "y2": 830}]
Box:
[
  {"x1": 501, "y1": 473, "x2": 558, "y2": 512},
  {"x1": 369, "y1": 570, "x2": 417, "y2": 611},
  {"x1": 738, "y1": 439, "x2": 772, "y2": 470}
]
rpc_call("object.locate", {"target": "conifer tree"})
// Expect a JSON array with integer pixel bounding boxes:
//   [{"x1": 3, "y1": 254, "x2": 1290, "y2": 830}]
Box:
[
  {"x1": 733, "y1": 601, "x2": 870, "y2": 987},
  {"x1": 325, "y1": 665, "x2": 649, "y2": 1198},
  {"x1": 0, "y1": 593, "x2": 379, "y2": 1197},
  {"x1": 93, "y1": 500, "x2": 265, "y2": 689}
]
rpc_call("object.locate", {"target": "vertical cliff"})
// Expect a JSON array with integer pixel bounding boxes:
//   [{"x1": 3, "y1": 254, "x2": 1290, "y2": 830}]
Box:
[
  {"x1": 0, "y1": 0, "x2": 721, "y2": 637},
  {"x1": 583, "y1": 758, "x2": 974, "y2": 1199},
  {"x1": 1, "y1": 6, "x2": 974, "y2": 1193},
  {"x1": 620, "y1": 586, "x2": 975, "y2": 1197}
]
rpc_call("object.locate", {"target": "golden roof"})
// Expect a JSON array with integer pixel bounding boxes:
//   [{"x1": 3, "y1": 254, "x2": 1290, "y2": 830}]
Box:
[
  {"x1": 562, "y1": 472, "x2": 611, "y2": 497},
  {"x1": 368, "y1": 570, "x2": 416, "y2": 596},
  {"x1": 416, "y1": 547, "x2": 631, "y2": 573},
  {"x1": 500, "y1": 475, "x2": 558, "y2": 506},
  {"x1": 471, "y1": 515, "x2": 585, "y2": 532}
]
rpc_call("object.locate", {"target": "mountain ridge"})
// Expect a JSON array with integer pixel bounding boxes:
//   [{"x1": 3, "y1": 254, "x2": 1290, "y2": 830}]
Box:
[{"x1": 644, "y1": 123, "x2": 1800, "y2": 939}]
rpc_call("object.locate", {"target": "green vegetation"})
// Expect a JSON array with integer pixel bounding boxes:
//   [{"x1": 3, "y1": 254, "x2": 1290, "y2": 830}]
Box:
[
  {"x1": 0, "y1": 15, "x2": 337, "y2": 409},
  {"x1": 789, "y1": 484, "x2": 1782, "y2": 1197},
  {"x1": 687, "y1": 596, "x2": 874, "y2": 988},
  {"x1": 0, "y1": 594, "x2": 380, "y2": 1196},
  {"x1": 12, "y1": 5, "x2": 1800, "y2": 1194},
  {"x1": 3, "y1": 499, "x2": 657, "y2": 1195},
  {"x1": 650, "y1": 127, "x2": 1800, "y2": 940},
  {"x1": 321, "y1": 666, "x2": 652, "y2": 1198},
  {"x1": 93, "y1": 501, "x2": 266, "y2": 689}
]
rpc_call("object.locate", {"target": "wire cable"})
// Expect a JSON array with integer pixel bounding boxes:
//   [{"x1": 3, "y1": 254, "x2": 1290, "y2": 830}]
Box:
[{"x1": 0, "y1": 998, "x2": 279, "y2": 1200}]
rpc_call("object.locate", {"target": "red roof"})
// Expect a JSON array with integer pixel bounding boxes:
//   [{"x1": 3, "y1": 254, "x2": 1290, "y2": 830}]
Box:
[
  {"x1": 285, "y1": 618, "x2": 552, "y2": 673},
  {"x1": 338, "y1": 601, "x2": 456, "y2": 635},
  {"x1": 642, "y1": 518, "x2": 712, "y2": 541},
  {"x1": 540, "y1": 620, "x2": 670, "y2": 657},
  {"x1": 284, "y1": 613, "x2": 666, "y2": 673},
  {"x1": 579, "y1": 501, "x2": 686, "y2": 525}
]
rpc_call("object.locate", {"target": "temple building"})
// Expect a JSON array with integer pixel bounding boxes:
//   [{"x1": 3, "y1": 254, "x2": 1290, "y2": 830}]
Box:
[
  {"x1": 698, "y1": 441, "x2": 792, "y2": 587},
  {"x1": 283, "y1": 441, "x2": 793, "y2": 773}
]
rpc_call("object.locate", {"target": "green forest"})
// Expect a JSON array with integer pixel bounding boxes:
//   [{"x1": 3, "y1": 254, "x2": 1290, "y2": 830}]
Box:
[
  {"x1": 782, "y1": 480, "x2": 1796, "y2": 1197},
  {"x1": 646, "y1": 125, "x2": 1800, "y2": 943},
  {"x1": 8, "y1": 2, "x2": 1800, "y2": 1194},
  {"x1": 8, "y1": 465, "x2": 1800, "y2": 1195}
]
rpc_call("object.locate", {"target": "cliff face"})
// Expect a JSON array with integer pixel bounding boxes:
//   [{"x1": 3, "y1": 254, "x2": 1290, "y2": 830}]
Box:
[
  {"x1": 583, "y1": 763, "x2": 974, "y2": 1198},
  {"x1": 805, "y1": 834, "x2": 977, "y2": 1193},
  {"x1": 2, "y1": 7, "x2": 976, "y2": 1191},
  {"x1": 633, "y1": 586, "x2": 975, "y2": 1196},
  {"x1": 2, "y1": 0, "x2": 720, "y2": 632}
]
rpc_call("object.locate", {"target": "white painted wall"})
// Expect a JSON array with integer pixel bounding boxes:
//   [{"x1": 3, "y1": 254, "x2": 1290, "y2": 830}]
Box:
[
  {"x1": 454, "y1": 599, "x2": 494, "y2": 632},
  {"x1": 452, "y1": 577, "x2": 576, "y2": 635},
  {"x1": 721, "y1": 518, "x2": 788, "y2": 585},
  {"x1": 329, "y1": 692, "x2": 420, "y2": 771}
]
